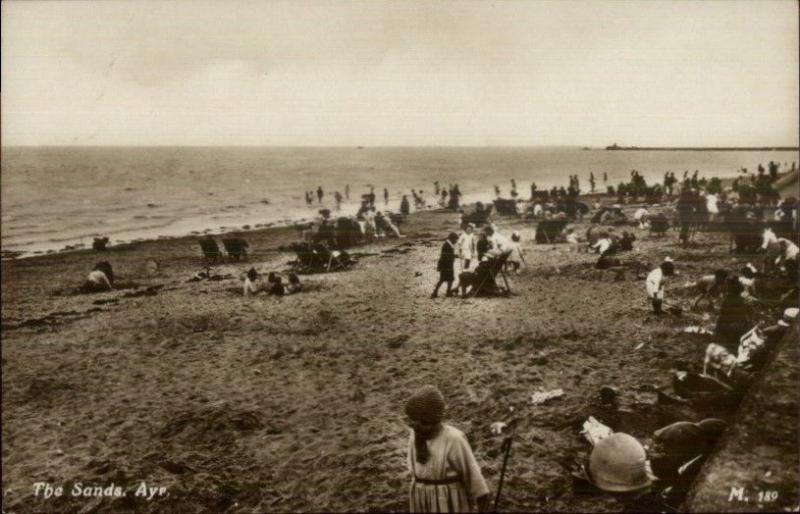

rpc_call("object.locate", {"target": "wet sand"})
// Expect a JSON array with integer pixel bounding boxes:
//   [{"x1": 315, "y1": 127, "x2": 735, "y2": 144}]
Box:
[{"x1": 0, "y1": 203, "x2": 787, "y2": 512}]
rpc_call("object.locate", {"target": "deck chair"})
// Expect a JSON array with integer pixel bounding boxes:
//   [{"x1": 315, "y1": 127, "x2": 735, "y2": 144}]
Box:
[
  {"x1": 462, "y1": 250, "x2": 513, "y2": 297},
  {"x1": 199, "y1": 236, "x2": 223, "y2": 262},
  {"x1": 222, "y1": 237, "x2": 249, "y2": 261}
]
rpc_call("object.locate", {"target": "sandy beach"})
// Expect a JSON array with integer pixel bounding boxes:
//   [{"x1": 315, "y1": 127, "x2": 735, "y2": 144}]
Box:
[{"x1": 2, "y1": 199, "x2": 787, "y2": 513}]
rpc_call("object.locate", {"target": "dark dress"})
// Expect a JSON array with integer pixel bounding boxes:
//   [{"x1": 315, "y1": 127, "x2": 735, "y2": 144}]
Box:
[
  {"x1": 715, "y1": 294, "x2": 752, "y2": 351},
  {"x1": 437, "y1": 241, "x2": 456, "y2": 282}
]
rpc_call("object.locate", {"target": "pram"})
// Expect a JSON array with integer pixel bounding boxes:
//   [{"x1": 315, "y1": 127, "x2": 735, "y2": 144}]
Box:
[{"x1": 458, "y1": 250, "x2": 513, "y2": 297}]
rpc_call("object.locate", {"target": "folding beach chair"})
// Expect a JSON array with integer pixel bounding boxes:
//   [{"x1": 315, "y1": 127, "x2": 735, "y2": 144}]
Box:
[{"x1": 466, "y1": 250, "x2": 513, "y2": 297}]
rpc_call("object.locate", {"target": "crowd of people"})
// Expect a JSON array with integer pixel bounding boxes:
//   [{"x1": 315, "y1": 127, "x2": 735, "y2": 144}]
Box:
[{"x1": 70, "y1": 164, "x2": 798, "y2": 513}]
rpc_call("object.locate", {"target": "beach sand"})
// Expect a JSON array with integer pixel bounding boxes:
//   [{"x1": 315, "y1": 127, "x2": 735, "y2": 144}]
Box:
[{"x1": 0, "y1": 204, "x2": 783, "y2": 512}]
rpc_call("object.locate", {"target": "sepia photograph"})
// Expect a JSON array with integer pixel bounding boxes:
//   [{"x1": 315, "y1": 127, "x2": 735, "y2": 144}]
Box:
[{"x1": 1, "y1": 1, "x2": 798, "y2": 512}]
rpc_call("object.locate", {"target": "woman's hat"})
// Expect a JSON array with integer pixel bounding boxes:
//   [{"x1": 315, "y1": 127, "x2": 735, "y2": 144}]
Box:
[
  {"x1": 405, "y1": 385, "x2": 446, "y2": 425},
  {"x1": 778, "y1": 308, "x2": 799, "y2": 327},
  {"x1": 588, "y1": 433, "x2": 652, "y2": 493}
]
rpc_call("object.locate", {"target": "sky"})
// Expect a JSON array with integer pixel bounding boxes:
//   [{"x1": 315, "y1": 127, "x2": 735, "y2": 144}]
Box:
[{"x1": 2, "y1": 0, "x2": 798, "y2": 147}]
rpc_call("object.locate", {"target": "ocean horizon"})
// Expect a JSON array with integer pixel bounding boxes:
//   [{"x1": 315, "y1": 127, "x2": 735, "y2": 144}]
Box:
[{"x1": 2, "y1": 145, "x2": 798, "y2": 257}]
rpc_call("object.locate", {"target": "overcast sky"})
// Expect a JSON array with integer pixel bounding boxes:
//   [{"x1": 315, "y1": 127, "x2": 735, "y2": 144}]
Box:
[{"x1": 2, "y1": 0, "x2": 798, "y2": 146}]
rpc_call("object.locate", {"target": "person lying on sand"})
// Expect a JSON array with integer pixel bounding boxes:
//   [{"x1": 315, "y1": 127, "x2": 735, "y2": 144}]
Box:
[
  {"x1": 405, "y1": 385, "x2": 491, "y2": 513},
  {"x1": 83, "y1": 261, "x2": 114, "y2": 292},
  {"x1": 646, "y1": 258, "x2": 675, "y2": 315}
]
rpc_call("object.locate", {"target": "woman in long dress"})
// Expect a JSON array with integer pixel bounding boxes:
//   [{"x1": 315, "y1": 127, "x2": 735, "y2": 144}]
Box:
[{"x1": 405, "y1": 385, "x2": 490, "y2": 513}]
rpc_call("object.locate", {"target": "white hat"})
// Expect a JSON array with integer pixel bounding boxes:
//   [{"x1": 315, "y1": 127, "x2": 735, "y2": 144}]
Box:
[
  {"x1": 663, "y1": 257, "x2": 674, "y2": 263},
  {"x1": 778, "y1": 308, "x2": 799, "y2": 327}
]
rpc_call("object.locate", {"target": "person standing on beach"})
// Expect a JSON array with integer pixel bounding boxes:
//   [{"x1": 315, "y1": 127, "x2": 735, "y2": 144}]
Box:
[
  {"x1": 401, "y1": 195, "x2": 411, "y2": 216},
  {"x1": 432, "y1": 232, "x2": 459, "y2": 298},
  {"x1": 334, "y1": 191, "x2": 343, "y2": 210},
  {"x1": 317, "y1": 186, "x2": 324, "y2": 203},
  {"x1": 646, "y1": 257, "x2": 675, "y2": 315},
  {"x1": 494, "y1": 185, "x2": 501, "y2": 197},
  {"x1": 457, "y1": 224, "x2": 477, "y2": 270},
  {"x1": 384, "y1": 188, "x2": 389, "y2": 205},
  {"x1": 589, "y1": 172, "x2": 596, "y2": 193},
  {"x1": 345, "y1": 184, "x2": 350, "y2": 200},
  {"x1": 404, "y1": 385, "x2": 491, "y2": 513}
]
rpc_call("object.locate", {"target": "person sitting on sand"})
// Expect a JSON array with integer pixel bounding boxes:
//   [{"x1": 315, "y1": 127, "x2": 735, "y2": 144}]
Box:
[
  {"x1": 84, "y1": 261, "x2": 114, "y2": 292},
  {"x1": 243, "y1": 267, "x2": 267, "y2": 296},
  {"x1": 646, "y1": 257, "x2": 675, "y2": 315},
  {"x1": 266, "y1": 272, "x2": 285, "y2": 296},
  {"x1": 405, "y1": 385, "x2": 490, "y2": 513},
  {"x1": 565, "y1": 228, "x2": 581, "y2": 252},
  {"x1": 432, "y1": 233, "x2": 459, "y2": 298},
  {"x1": 476, "y1": 233, "x2": 490, "y2": 262},
  {"x1": 633, "y1": 207, "x2": 649, "y2": 229},
  {"x1": 591, "y1": 236, "x2": 619, "y2": 270},
  {"x1": 715, "y1": 275, "x2": 753, "y2": 350},
  {"x1": 457, "y1": 224, "x2": 477, "y2": 270},
  {"x1": 286, "y1": 272, "x2": 302, "y2": 295},
  {"x1": 618, "y1": 231, "x2": 636, "y2": 252},
  {"x1": 484, "y1": 225, "x2": 508, "y2": 252},
  {"x1": 506, "y1": 231, "x2": 525, "y2": 274}
]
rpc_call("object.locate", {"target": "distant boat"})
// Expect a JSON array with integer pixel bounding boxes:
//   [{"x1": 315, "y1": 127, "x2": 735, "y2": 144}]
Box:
[
  {"x1": 582, "y1": 146, "x2": 591, "y2": 151},
  {"x1": 606, "y1": 143, "x2": 621, "y2": 150},
  {"x1": 357, "y1": 146, "x2": 365, "y2": 150}
]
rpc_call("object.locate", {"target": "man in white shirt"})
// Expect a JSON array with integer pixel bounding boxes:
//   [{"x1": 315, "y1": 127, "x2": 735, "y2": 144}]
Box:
[
  {"x1": 646, "y1": 257, "x2": 675, "y2": 314},
  {"x1": 484, "y1": 225, "x2": 509, "y2": 253}
]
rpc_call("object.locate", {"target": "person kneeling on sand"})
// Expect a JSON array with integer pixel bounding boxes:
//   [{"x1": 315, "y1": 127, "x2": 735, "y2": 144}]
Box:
[
  {"x1": 646, "y1": 258, "x2": 675, "y2": 315},
  {"x1": 405, "y1": 385, "x2": 490, "y2": 513},
  {"x1": 432, "y1": 232, "x2": 459, "y2": 298},
  {"x1": 83, "y1": 261, "x2": 114, "y2": 292}
]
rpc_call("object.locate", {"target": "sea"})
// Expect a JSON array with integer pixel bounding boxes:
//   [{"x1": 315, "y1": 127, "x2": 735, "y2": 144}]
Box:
[{"x1": 2, "y1": 146, "x2": 798, "y2": 257}]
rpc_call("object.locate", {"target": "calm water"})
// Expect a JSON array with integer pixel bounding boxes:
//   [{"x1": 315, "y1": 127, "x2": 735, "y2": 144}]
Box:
[{"x1": 2, "y1": 146, "x2": 797, "y2": 256}]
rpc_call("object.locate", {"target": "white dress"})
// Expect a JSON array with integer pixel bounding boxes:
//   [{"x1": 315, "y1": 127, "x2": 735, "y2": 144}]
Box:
[
  {"x1": 457, "y1": 233, "x2": 476, "y2": 261},
  {"x1": 646, "y1": 267, "x2": 664, "y2": 300},
  {"x1": 407, "y1": 424, "x2": 489, "y2": 513}
]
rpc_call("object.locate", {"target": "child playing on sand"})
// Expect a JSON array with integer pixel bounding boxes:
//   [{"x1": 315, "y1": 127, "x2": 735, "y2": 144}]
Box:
[
  {"x1": 457, "y1": 224, "x2": 477, "y2": 270},
  {"x1": 286, "y1": 272, "x2": 302, "y2": 294},
  {"x1": 267, "y1": 272, "x2": 285, "y2": 296},
  {"x1": 565, "y1": 228, "x2": 580, "y2": 252},
  {"x1": 432, "y1": 233, "x2": 459, "y2": 298},
  {"x1": 506, "y1": 231, "x2": 524, "y2": 274},
  {"x1": 404, "y1": 385, "x2": 490, "y2": 513},
  {"x1": 646, "y1": 257, "x2": 675, "y2": 314}
]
